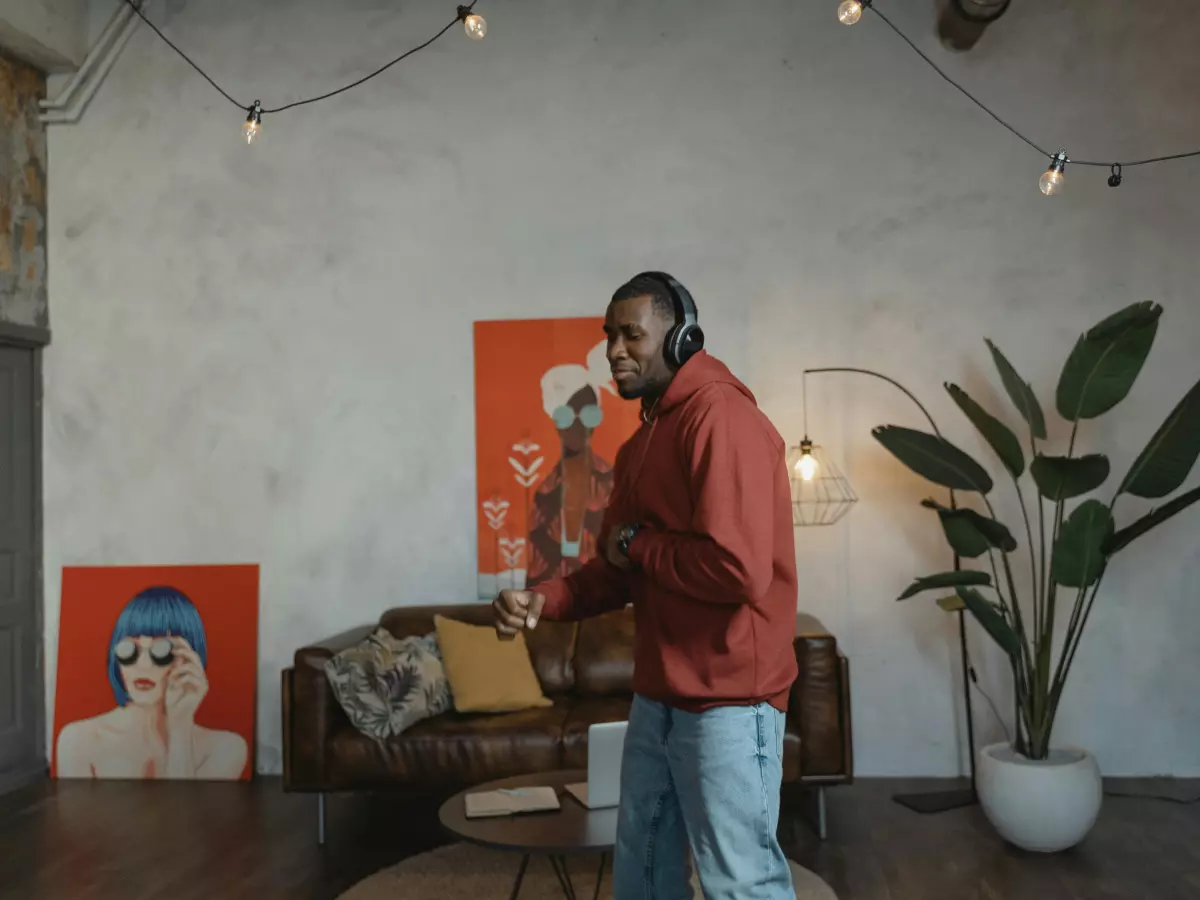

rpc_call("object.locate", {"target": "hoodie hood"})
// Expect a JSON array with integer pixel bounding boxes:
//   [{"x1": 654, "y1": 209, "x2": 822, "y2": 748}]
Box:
[{"x1": 650, "y1": 350, "x2": 756, "y2": 418}]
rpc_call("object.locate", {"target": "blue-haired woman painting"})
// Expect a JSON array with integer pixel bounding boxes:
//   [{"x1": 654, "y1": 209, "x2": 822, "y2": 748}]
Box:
[{"x1": 56, "y1": 586, "x2": 248, "y2": 779}]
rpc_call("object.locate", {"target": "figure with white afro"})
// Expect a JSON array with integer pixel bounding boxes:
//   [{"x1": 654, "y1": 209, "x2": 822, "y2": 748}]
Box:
[{"x1": 525, "y1": 340, "x2": 618, "y2": 586}]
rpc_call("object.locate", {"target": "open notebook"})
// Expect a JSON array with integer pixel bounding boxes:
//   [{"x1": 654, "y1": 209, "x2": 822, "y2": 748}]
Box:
[{"x1": 464, "y1": 786, "x2": 562, "y2": 818}]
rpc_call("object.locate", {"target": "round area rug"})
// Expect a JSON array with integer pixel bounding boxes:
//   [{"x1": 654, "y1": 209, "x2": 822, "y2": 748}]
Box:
[{"x1": 338, "y1": 842, "x2": 838, "y2": 900}]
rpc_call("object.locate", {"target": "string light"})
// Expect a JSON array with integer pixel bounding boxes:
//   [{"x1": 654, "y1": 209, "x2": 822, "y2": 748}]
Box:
[
  {"x1": 120, "y1": 0, "x2": 1200, "y2": 182},
  {"x1": 1039, "y1": 149, "x2": 1067, "y2": 196},
  {"x1": 845, "y1": 1, "x2": 1200, "y2": 194},
  {"x1": 837, "y1": 1, "x2": 868, "y2": 26},
  {"x1": 121, "y1": 0, "x2": 486, "y2": 144},
  {"x1": 243, "y1": 100, "x2": 262, "y2": 145},
  {"x1": 460, "y1": 6, "x2": 488, "y2": 40}
]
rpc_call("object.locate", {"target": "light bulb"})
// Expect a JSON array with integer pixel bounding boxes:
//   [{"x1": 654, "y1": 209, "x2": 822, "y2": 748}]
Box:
[
  {"x1": 838, "y1": 0, "x2": 864, "y2": 25},
  {"x1": 464, "y1": 13, "x2": 487, "y2": 40},
  {"x1": 796, "y1": 453, "x2": 818, "y2": 482},
  {"x1": 1039, "y1": 149, "x2": 1068, "y2": 196},
  {"x1": 243, "y1": 100, "x2": 262, "y2": 145}
]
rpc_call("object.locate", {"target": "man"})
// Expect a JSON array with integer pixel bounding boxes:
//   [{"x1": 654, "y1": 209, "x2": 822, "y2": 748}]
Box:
[{"x1": 493, "y1": 272, "x2": 799, "y2": 900}]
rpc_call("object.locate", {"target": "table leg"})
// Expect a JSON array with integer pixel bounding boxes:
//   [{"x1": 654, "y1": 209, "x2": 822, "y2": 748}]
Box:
[
  {"x1": 508, "y1": 854, "x2": 531, "y2": 900},
  {"x1": 549, "y1": 855, "x2": 577, "y2": 900},
  {"x1": 592, "y1": 853, "x2": 607, "y2": 900}
]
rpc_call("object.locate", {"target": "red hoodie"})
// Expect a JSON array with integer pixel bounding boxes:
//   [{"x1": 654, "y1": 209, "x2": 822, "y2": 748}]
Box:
[{"x1": 538, "y1": 351, "x2": 799, "y2": 713}]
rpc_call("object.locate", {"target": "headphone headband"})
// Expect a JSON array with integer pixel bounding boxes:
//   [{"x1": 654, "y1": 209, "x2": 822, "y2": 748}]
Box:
[
  {"x1": 635, "y1": 271, "x2": 698, "y2": 328},
  {"x1": 632, "y1": 270, "x2": 704, "y2": 369}
]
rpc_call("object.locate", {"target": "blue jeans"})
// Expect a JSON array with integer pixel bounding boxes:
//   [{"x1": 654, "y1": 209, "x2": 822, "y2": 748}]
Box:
[{"x1": 612, "y1": 694, "x2": 794, "y2": 900}]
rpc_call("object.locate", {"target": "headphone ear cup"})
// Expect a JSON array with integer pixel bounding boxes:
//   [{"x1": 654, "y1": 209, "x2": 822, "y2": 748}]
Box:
[
  {"x1": 664, "y1": 323, "x2": 704, "y2": 369},
  {"x1": 676, "y1": 324, "x2": 703, "y2": 367},
  {"x1": 663, "y1": 324, "x2": 683, "y2": 369}
]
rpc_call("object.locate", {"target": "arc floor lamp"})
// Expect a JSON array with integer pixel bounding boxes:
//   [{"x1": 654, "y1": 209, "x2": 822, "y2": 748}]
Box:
[{"x1": 791, "y1": 366, "x2": 977, "y2": 814}]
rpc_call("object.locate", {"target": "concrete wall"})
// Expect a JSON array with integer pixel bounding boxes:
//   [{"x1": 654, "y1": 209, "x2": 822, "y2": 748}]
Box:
[
  {"x1": 0, "y1": 52, "x2": 48, "y2": 330},
  {"x1": 43, "y1": 0, "x2": 1200, "y2": 776},
  {"x1": 0, "y1": 0, "x2": 87, "y2": 72}
]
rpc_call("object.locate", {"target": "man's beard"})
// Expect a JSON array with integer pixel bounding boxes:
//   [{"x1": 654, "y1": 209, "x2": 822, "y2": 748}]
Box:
[{"x1": 616, "y1": 374, "x2": 669, "y2": 402}]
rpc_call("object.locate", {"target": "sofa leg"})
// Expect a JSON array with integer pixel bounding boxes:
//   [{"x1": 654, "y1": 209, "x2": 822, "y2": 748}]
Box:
[
  {"x1": 796, "y1": 786, "x2": 828, "y2": 841},
  {"x1": 317, "y1": 793, "x2": 327, "y2": 846},
  {"x1": 816, "y1": 786, "x2": 827, "y2": 841}
]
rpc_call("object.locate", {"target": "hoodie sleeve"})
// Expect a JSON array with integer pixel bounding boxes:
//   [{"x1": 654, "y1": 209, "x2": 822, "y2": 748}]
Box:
[
  {"x1": 628, "y1": 392, "x2": 780, "y2": 605},
  {"x1": 535, "y1": 445, "x2": 635, "y2": 622},
  {"x1": 535, "y1": 519, "x2": 631, "y2": 621}
]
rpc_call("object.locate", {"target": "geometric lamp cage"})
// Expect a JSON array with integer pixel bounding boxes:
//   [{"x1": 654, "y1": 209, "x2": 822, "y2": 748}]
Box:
[{"x1": 786, "y1": 440, "x2": 858, "y2": 527}]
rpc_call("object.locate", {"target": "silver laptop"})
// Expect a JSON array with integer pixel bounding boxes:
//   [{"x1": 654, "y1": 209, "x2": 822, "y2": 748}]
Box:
[{"x1": 565, "y1": 720, "x2": 628, "y2": 809}]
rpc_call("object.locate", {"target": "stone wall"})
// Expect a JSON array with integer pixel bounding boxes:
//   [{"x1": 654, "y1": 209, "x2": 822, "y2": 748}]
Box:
[{"x1": 0, "y1": 51, "x2": 47, "y2": 330}]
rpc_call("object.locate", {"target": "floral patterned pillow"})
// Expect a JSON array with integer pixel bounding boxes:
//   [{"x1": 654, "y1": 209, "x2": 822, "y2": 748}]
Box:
[{"x1": 324, "y1": 628, "x2": 453, "y2": 742}]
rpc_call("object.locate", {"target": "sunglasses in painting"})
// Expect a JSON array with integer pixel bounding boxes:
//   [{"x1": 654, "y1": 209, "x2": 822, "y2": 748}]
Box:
[
  {"x1": 552, "y1": 404, "x2": 603, "y2": 430},
  {"x1": 113, "y1": 637, "x2": 176, "y2": 667}
]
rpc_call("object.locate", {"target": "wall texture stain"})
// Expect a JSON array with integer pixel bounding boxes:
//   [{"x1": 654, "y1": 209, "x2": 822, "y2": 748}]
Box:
[{"x1": 0, "y1": 51, "x2": 47, "y2": 329}]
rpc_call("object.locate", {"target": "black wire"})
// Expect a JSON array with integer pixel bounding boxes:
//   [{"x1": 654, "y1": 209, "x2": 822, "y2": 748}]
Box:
[
  {"x1": 124, "y1": 0, "x2": 1200, "y2": 169},
  {"x1": 264, "y1": 15, "x2": 463, "y2": 113},
  {"x1": 124, "y1": 0, "x2": 243, "y2": 109},
  {"x1": 867, "y1": 5, "x2": 1051, "y2": 158},
  {"x1": 864, "y1": 3, "x2": 1200, "y2": 170},
  {"x1": 1071, "y1": 149, "x2": 1200, "y2": 168},
  {"x1": 123, "y1": 0, "x2": 478, "y2": 115}
]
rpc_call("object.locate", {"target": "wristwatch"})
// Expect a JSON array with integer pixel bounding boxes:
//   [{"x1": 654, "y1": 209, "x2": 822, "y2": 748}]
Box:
[{"x1": 615, "y1": 523, "x2": 643, "y2": 558}]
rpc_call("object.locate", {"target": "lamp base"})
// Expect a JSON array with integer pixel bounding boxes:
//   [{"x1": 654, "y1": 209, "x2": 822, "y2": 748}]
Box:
[{"x1": 893, "y1": 787, "x2": 977, "y2": 814}]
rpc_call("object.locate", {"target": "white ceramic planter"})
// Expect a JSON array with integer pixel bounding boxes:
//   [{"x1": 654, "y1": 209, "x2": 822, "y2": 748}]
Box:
[{"x1": 977, "y1": 742, "x2": 1103, "y2": 853}]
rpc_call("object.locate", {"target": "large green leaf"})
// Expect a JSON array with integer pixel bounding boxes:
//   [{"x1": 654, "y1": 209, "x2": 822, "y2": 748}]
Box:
[
  {"x1": 946, "y1": 384, "x2": 1025, "y2": 477},
  {"x1": 957, "y1": 587, "x2": 1022, "y2": 659},
  {"x1": 986, "y1": 339, "x2": 1047, "y2": 441},
  {"x1": 1056, "y1": 302, "x2": 1161, "y2": 421},
  {"x1": 1104, "y1": 485, "x2": 1200, "y2": 555},
  {"x1": 921, "y1": 498, "x2": 1018, "y2": 557},
  {"x1": 897, "y1": 570, "x2": 992, "y2": 601},
  {"x1": 1117, "y1": 376, "x2": 1200, "y2": 499},
  {"x1": 1051, "y1": 499, "x2": 1114, "y2": 588},
  {"x1": 872, "y1": 425, "x2": 994, "y2": 494},
  {"x1": 1030, "y1": 453, "x2": 1111, "y2": 500},
  {"x1": 1085, "y1": 301, "x2": 1164, "y2": 341}
]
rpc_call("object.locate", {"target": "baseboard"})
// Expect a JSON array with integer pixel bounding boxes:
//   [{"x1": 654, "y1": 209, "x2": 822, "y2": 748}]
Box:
[{"x1": 0, "y1": 762, "x2": 49, "y2": 796}]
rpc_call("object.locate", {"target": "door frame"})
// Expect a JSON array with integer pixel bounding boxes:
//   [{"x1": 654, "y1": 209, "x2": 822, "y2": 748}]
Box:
[{"x1": 0, "y1": 320, "x2": 49, "y2": 794}]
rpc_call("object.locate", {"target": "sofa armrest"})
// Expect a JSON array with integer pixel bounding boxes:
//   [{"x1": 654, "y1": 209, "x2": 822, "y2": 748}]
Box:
[
  {"x1": 283, "y1": 624, "x2": 376, "y2": 791},
  {"x1": 788, "y1": 613, "x2": 853, "y2": 780}
]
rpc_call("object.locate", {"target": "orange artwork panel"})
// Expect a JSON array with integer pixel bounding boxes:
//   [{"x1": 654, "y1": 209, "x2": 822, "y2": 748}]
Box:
[
  {"x1": 474, "y1": 318, "x2": 642, "y2": 599},
  {"x1": 52, "y1": 564, "x2": 259, "y2": 781}
]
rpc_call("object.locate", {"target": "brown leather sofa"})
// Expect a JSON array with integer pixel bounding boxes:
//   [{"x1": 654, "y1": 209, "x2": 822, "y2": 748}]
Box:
[{"x1": 282, "y1": 603, "x2": 853, "y2": 844}]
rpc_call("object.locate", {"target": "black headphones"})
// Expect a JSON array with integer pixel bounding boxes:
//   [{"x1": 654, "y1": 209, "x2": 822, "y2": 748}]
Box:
[{"x1": 635, "y1": 271, "x2": 705, "y2": 369}]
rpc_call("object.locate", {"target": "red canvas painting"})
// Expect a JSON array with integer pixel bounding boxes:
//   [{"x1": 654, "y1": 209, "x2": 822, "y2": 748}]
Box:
[
  {"x1": 52, "y1": 564, "x2": 258, "y2": 781},
  {"x1": 474, "y1": 317, "x2": 642, "y2": 599}
]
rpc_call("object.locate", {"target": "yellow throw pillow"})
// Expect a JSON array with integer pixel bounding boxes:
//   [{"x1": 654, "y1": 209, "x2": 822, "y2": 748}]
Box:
[{"x1": 433, "y1": 615, "x2": 553, "y2": 713}]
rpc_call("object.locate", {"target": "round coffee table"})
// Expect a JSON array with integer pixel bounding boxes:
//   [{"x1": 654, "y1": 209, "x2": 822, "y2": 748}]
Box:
[{"x1": 439, "y1": 769, "x2": 616, "y2": 900}]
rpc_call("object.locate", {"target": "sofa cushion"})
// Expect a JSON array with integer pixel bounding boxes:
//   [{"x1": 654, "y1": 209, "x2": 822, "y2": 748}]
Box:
[
  {"x1": 378, "y1": 603, "x2": 577, "y2": 694},
  {"x1": 328, "y1": 700, "x2": 571, "y2": 788},
  {"x1": 560, "y1": 696, "x2": 633, "y2": 769},
  {"x1": 434, "y1": 615, "x2": 554, "y2": 713},
  {"x1": 323, "y1": 628, "x2": 452, "y2": 741},
  {"x1": 574, "y1": 607, "x2": 635, "y2": 695}
]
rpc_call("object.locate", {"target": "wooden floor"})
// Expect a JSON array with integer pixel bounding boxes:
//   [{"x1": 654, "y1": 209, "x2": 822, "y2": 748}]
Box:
[{"x1": 1, "y1": 776, "x2": 1197, "y2": 899}]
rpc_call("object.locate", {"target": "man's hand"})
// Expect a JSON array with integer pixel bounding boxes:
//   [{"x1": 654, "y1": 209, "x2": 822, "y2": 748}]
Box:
[
  {"x1": 604, "y1": 525, "x2": 635, "y2": 571},
  {"x1": 493, "y1": 590, "x2": 546, "y2": 640}
]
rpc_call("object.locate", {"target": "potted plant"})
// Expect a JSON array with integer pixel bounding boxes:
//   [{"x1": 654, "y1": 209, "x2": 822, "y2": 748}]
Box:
[{"x1": 871, "y1": 301, "x2": 1200, "y2": 852}]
